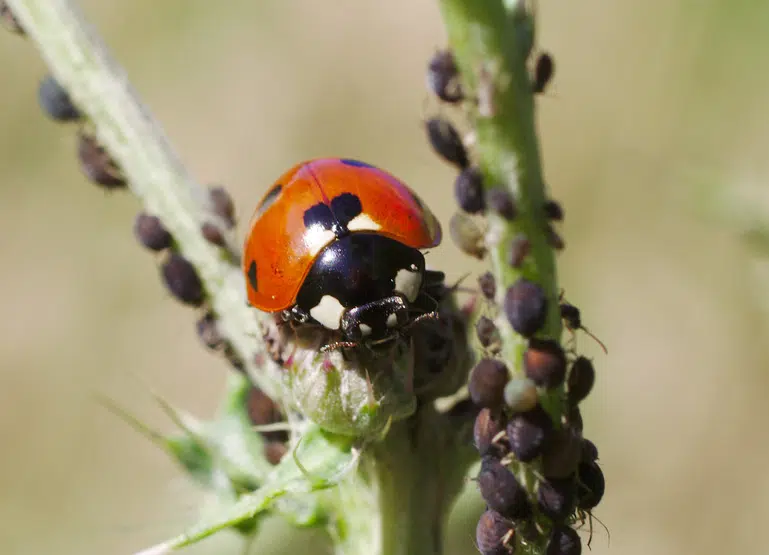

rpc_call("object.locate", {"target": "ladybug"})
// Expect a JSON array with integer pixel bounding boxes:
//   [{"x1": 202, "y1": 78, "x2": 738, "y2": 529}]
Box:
[{"x1": 243, "y1": 158, "x2": 443, "y2": 350}]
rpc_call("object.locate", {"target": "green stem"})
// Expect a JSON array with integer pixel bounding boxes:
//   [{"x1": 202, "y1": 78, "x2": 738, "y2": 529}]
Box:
[
  {"x1": 6, "y1": 0, "x2": 285, "y2": 400},
  {"x1": 332, "y1": 407, "x2": 476, "y2": 555},
  {"x1": 437, "y1": 0, "x2": 562, "y2": 390},
  {"x1": 437, "y1": 6, "x2": 566, "y2": 551}
]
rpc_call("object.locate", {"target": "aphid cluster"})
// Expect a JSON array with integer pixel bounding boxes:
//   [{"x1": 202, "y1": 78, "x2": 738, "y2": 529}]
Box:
[
  {"x1": 133, "y1": 190, "x2": 267, "y2": 409},
  {"x1": 30, "y1": 66, "x2": 240, "y2": 363},
  {"x1": 425, "y1": 50, "x2": 560, "y2": 263},
  {"x1": 34, "y1": 70, "x2": 127, "y2": 190},
  {"x1": 425, "y1": 46, "x2": 603, "y2": 555},
  {"x1": 470, "y1": 283, "x2": 606, "y2": 555},
  {"x1": 17, "y1": 31, "x2": 292, "y2": 465}
]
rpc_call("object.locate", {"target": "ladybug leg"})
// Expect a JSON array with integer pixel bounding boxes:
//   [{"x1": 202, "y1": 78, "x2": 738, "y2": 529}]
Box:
[
  {"x1": 289, "y1": 305, "x2": 311, "y2": 324},
  {"x1": 406, "y1": 311, "x2": 441, "y2": 328},
  {"x1": 320, "y1": 340, "x2": 359, "y2": 353}
]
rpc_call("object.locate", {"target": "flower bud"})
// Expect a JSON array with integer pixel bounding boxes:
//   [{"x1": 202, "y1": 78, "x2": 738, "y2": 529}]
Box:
[{"x1": 288, "y1": 340, "x2": 416, "y2": 438}]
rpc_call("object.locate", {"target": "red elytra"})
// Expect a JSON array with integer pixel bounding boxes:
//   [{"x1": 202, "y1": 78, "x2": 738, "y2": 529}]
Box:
[{"x1": 243, "y1": 158, "x2": 442, "y2": 313}]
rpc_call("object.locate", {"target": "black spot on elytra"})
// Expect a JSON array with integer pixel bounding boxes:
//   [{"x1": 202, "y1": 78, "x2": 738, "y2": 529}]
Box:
[
  {"x1": 303, "y1": 203, "x2": 336, "y2": 231},
  {"x1": 247, "y1": 261, "x2": 258, "y2": 292},
  {"x1": 256, "y1": 184, "x2": 282, "y2": 216},
  {"x1": 331, "y1": 193, "x2": 362, "y2": 228},
  {"x1": 340, "y1": 159, "x2": 374, "y2": 168}
]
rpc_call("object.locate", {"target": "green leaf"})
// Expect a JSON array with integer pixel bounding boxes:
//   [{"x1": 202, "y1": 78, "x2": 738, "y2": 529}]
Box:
[
  {"x1": 96, "y1": 395, "x2": 217, "y2": 486},
  {"x1": 133, "y1": 423, "x2": 357, "y2": 554}
]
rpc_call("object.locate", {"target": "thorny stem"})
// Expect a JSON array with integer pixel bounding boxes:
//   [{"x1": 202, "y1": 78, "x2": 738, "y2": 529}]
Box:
[
  {"x1": 6, "y1": 0, "x2": 285, "y2": 401},
  {"x1": 437, "y1": 0, "x2": 563, "y2": 402}
]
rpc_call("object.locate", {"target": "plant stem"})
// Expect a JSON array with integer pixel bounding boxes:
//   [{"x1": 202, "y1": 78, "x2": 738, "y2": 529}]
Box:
[
  {"x1": 437, "y1": 0, "x2": 562, "y2": 404},
  {"x1": 6, "y1": 0, "x2": 285, "y2": 400},
  {"x1": 436, "y1": 6, "x2": 566, "y2": 551},
  {"x1": 332, "y1": 406, "x2": 476, "y2": 555}
]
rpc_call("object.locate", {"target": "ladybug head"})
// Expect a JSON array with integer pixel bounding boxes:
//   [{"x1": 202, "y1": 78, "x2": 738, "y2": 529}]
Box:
[
  {"x1": 294, "y1": 233, "x2": 427, "y2": 349},
  {"x1": 340, "y1": 295, "x2": 410, "y2": 345}
]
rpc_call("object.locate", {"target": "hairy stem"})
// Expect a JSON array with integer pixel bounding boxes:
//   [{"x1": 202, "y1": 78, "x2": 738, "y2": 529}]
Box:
[{"x1": 6, "y1": 0, "x2": 285, "y2": 400}]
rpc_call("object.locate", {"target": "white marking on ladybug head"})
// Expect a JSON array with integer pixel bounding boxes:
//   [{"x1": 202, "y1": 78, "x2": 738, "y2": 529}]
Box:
[
  {"x1": 309, "y1": 295, "x2": 345, "y2": 330},
  {"x1": 347, "y1": 213, "x2": 381, "y2": 232},
  {"x1": 394, "y1": 267, "x2": 422, "y2": 302},
  {"x1": 359, "y1": 323, "x2": 373, "y2": 337},
  {"x1": 304, "y1": 225, "x2": 336, "y2": 256},
  {"x1": 386, "y1": 313, "x2": 399, "y2": 328}
]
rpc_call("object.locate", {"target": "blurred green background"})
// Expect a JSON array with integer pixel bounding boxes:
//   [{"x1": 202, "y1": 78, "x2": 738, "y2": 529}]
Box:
[{"x1": 2, "y1": 1, "x2": 769, "y2": 554}]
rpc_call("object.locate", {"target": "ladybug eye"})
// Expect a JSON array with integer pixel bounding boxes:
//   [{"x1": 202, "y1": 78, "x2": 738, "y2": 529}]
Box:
[{"x1": 256, "y1": 184, "x2": 282, "y2": 216}]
